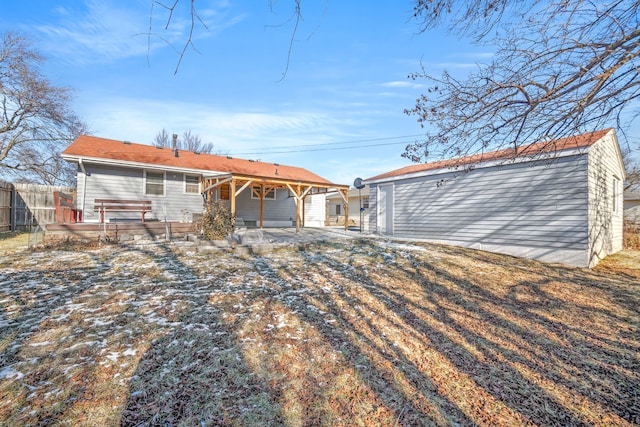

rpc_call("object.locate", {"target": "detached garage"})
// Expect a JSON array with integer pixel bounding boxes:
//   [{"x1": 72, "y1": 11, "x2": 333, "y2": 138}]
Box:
[{"x1": 364, "y1": 129, "x2": 625, "y2": 267}]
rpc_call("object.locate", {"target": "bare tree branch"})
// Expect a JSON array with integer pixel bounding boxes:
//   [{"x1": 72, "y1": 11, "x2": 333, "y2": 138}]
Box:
[
  {"x1": 148, "y1": 0, "x2": 305, "y2": 78},
  {"x1": 147, "y1": 0, "x2": 208, "y2": 75},
  {"x1": 273, "y1": 0, "x2": 302, "y2": 83},
  {"x1": 404, "y1": 0, "x2": 640, "y2": 162}
]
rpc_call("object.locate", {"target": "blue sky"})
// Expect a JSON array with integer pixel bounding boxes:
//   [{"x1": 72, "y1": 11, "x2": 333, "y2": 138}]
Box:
[{"x1": 2, "y1": 1, "x2": 494, "y2": 184}]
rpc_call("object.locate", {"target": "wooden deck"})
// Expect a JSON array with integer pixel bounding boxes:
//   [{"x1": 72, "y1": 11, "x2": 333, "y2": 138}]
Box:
[{"x1": 45, "y1": 221, "x2": 196, "y2": 243}]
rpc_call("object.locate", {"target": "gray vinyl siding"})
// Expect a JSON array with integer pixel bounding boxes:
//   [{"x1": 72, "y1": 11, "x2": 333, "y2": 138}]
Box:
[
  {"x1": 234, "y1": 187, "x2": 297, "y2": 226},
  {"x1": 587, "y1": 135, "x2": 625, "y2": 265},
  {"x1": 78, "y1": 164, "x2": 204, "y2": 222},
  {"x1": 366, "y1": 130, "x2": 626, "y2": 267},
  {"x1": 394, "y1": 156, "x2": 589, "y2": 249},
  {"x1": 370, "y1": 155, "x2": 591, "y2": 264},
  {"x1": 368, "y1": 186, "x2": 378, "y2": 233}
]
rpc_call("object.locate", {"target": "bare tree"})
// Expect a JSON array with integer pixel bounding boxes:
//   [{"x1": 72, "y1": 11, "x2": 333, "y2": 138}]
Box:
[
  {"x1": 153, "y1": 128, "x2": 215, "y2": 153},
  {"x1": 404, "y1": 1, "x2": 640, "y2": 162},
  {"x1": 623, "y1": 150, "x2": 640, "y2": 190},
  {"x1": 11, "y1": 140, "x2": 79, "y2": 185},
  {"x1": 0, "y1": 32, "x2": 86, "y2": 185},
  {"x1": 154, "y1": 128, "x2": 172, "y2": 148},
  {"x1": 180, "y1": 130, "x2": 214, "y2": 153}
]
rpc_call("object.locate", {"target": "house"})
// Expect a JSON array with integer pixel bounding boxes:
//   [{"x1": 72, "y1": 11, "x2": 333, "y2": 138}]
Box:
[
  {"x1": 61, "y1": 135, "x2": 349, "y2": 230},
  {"x1": 364, "y1": 129, "x2": 625, "y2": 268},
  {"x1": 326, "y1": 186, "x2": 370, "y2": 230},
  {"x1": 625, "y1": 188, "x2": 640, "y2": 225}
]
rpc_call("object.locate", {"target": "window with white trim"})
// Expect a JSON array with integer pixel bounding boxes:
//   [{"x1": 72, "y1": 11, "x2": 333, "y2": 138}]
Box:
[
  {"x1": 185, "y1": 174, "x2": 200, "y2": 194},
  {"x1": 251, "y1": 186, "x2": 276, "y2": 200},
  {"x1": 613, "y1": 177, "x2": 621, "y2": 213},
  {"x1": 145, "y1": 171, "x2": 165, "y2": 196},
  {"x1": 362, "y1": 196, "x2": 369, "y2": 209}
]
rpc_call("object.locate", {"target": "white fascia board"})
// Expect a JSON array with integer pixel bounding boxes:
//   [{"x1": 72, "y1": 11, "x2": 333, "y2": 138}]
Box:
[
  {"x1": 364, "y1": 146, "x2": 591, "y2": 185},
  {"x1": 61, "y1": 154, "x2": 229, "y2": 177}
]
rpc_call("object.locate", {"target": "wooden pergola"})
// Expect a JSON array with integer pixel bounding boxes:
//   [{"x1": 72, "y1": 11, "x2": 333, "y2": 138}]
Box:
[{"x1": 202, "y1": 173, "x2": 350, "y2": 231}]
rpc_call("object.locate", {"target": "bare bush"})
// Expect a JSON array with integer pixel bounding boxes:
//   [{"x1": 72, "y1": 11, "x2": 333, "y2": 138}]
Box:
[{"x1": 198, "y1": 200, "x2": 234, "y2": 240}]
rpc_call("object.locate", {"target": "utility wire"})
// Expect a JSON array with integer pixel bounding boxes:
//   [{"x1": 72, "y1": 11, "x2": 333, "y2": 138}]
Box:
[
  {"x1": 231, "y1": 140, "x2": 413, "y2": 156},
  {"x1": 227, "y1": 134, "x2": 424, "y2": 156}
]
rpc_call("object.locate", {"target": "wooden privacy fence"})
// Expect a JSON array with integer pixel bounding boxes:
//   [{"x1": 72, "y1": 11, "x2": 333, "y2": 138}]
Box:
[{"x1": 0, "y1": 181, "x2": 76, "y2": 232}]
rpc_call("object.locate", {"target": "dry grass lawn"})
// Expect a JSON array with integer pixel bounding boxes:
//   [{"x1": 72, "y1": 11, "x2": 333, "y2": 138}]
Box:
[{"x1": 0, "y1": 236, "x2": 638, "y2": 426}]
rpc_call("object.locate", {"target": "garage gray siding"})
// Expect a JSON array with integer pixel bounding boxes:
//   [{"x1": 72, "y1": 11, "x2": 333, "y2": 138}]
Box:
[{"x1": 380, "y1": 155, "x2": 591, "y2": 264}]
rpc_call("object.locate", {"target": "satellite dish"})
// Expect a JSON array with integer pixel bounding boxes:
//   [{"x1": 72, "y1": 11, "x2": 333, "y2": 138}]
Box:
[{"x1": 353, "y1": 177, "x2": 365, "y2": 189}]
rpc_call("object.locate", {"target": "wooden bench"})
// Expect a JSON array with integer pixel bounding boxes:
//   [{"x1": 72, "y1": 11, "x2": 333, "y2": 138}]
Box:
[
  {"x1": 94, "y1": 199, "x2": 152, "y2": 223},
  {"x1": 53, "y1": 191, "x2": 82, "y2": 223}
]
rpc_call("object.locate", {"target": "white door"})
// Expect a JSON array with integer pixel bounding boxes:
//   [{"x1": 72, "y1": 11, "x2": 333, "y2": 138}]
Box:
[{"x1": 378, "y1": 184, "x2": 393, "y2": 235}]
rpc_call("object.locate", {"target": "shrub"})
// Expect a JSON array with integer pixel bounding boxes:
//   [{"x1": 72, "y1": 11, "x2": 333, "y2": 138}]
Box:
[{"x1": 199, "y1": 201, "x2": 234, "y2": 240}]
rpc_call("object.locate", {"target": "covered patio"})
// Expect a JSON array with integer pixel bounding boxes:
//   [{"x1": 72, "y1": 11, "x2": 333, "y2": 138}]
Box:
[{"x1": 201, "y1": 173, "x2": 350, "y2": 232}]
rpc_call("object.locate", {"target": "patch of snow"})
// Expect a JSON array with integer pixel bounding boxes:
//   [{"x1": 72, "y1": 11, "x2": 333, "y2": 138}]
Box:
[
  {"x1": 123, "y1": 348, "x2": 137, "y2": 357},
  {"x1": 106, "y1": 352, "x2": 120, "y2": 362},
  {"x1": 0, "y1": 365, "x2": 24, "y2": 380},
  {"x1": 28, "y1": 341, "x2": 52, "y2": 347}
]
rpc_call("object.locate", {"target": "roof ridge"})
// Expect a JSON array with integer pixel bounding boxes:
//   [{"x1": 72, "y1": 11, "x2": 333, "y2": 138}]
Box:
[{"x1": 366, "y1": 128, "x2": 612, "y2": 182}]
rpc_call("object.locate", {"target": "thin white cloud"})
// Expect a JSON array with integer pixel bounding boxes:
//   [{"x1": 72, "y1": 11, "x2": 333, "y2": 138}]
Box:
[
  {"x1": 29, "y1": 0, "x2": 244, "y2": 65},
  {"x1": 77, "y1": 96, "x2": 353, "y2": 152},
  {"x1": 379, "y1": 81, "x2": 424, "y2": 89}
]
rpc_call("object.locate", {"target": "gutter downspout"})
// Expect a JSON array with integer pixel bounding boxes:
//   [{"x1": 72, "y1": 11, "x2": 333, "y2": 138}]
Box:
[{"x1": 79, "y1": 158, "x2": 87, "y2": 222}]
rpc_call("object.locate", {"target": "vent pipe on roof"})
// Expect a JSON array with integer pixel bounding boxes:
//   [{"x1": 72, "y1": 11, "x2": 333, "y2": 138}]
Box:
[{"x1": 172, "y1": 133, "x2": 179, "y2": 157}]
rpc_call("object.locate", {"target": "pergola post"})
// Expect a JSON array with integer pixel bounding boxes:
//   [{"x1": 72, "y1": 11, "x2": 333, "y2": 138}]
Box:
[
  {"x1": 338, "y1": 188, "x2": 349, "y2": 231},
  {"x1": 259, "y1": 185, "x2": 264, "y2": 229},
  {"x1": 296, "y1": 184, "x2": 302, "y2": 232},
  {"x1": 230, "y1": 178, "x2": 237, "y2": 227}
]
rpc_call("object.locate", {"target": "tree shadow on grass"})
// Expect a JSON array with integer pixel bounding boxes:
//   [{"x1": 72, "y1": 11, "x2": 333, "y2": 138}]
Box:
[
  {"x1": 117, "y1": 243, "x2": 284, "y2": 426},
  {"x1": 252, "y1": 244, "x2": 476, "y2": 425},
  {"x1": 0, "y1": 246, "x2": 145, "y2": 425},
  {"x1": 0, "y1": 242, "x2": 284, "y2": 426},
  {"x1": 358, "y1": 240, "x2": 638, "y2": 425},
  {"x1": 258, "y1": 239, "x2": 639, "y2": 426},
  {"x1": 7, "y1": 238, "x2": 636, "y2": 426}
]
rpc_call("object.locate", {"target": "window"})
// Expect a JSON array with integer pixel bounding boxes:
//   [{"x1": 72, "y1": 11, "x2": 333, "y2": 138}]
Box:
[
  {"x1": 185, "y1": 175, "x2": 200, "y2": 194},
  {"x1": 251, "y1": 186, "x2": 276, "y2": 200},
  {"x1": 613, "y1": 177, "x2": 621, "y2": 213},
  {"x1": 335, "y1": 204, "x2": 341, "y2": 215},
  {"x1": 362, "y1": 196, "x2": 369, "y2": 209},
  {"x1": 145, "y1": 171, "x2": 164, "y2": 196},
  {"x1": 219, "y1": 183, "x2": 230, "y2": 200}
]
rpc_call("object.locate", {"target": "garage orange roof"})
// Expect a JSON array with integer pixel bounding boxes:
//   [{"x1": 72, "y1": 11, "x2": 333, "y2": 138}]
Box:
[
  {"x1": 63, "y1": 135, "x2": 342, "y2": 187},
  {"x1": 367, "y1": 129, "x2": 613, "y2": 181}
]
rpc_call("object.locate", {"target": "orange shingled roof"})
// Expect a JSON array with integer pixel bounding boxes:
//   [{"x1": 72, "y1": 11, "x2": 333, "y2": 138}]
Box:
[
  {"x1": 367, "y1": 129, "x2": 613, "y2": 181},
  {"x1": 63, "y1": 135, "x2": 342, "y2": 187}
]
